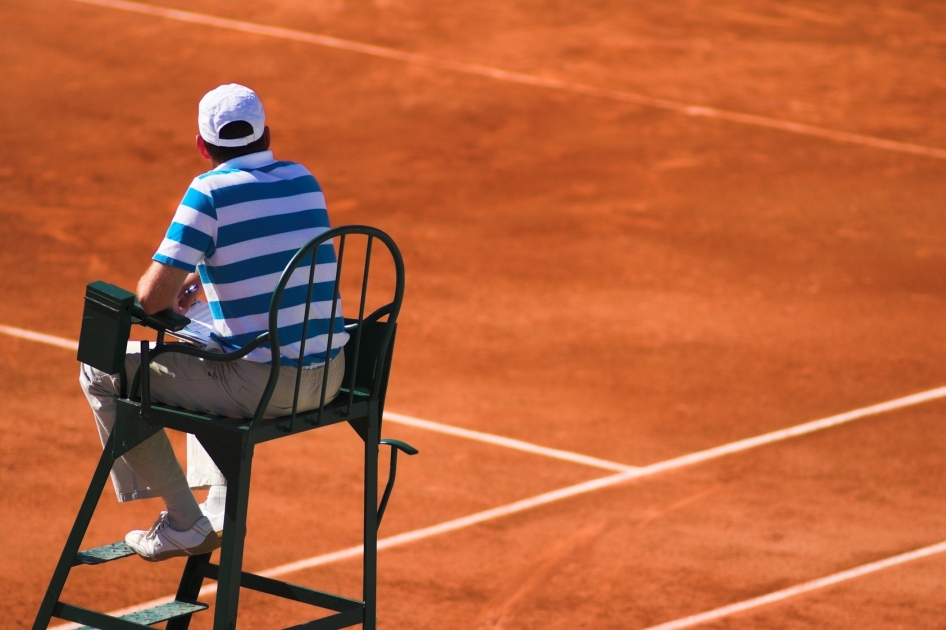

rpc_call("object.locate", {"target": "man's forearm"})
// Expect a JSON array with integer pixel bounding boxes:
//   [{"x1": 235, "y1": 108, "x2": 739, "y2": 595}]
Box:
[{"x1": 137, "y1": 261, "x2": 190, "y2": 314}]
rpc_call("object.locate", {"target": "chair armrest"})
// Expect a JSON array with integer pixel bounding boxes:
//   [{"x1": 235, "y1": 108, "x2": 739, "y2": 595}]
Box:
[
  {"x1": 380, "y1": 439, "x2": 419, "y2": 456},
  {"x1": 131, "y1": 301, "x2": 190, "y2": 333},
  {"x1": 377, "y1": 438, "x2": 418, "y2": 528}
]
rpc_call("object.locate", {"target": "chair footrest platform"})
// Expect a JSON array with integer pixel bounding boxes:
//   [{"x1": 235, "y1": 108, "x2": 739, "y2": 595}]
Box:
[
  {"x1": 55, "y1": 600, "x2": 207, "y2": 630},
  {"x1": 74, "y1": 541, "x2": 136, "y2": 565}
]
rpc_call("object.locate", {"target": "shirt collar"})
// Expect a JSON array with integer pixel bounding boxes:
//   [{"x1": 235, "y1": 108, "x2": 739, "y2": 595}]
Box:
[{"x1": 215, "y1": 150, "x2": 275, "y2": 172}]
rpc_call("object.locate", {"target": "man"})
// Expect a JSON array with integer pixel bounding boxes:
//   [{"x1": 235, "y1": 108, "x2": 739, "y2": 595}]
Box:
[{"x1": 80, "y1": 84, "x2": 348, "y2": 561}]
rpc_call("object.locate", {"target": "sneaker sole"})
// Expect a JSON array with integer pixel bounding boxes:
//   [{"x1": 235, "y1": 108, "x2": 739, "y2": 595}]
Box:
[
  {"x1": 133, "y1": 532, "x2": 222, "y2": 563},
  {"x1": 187, "y1": 532, "x2": 223, "y2": 557}
]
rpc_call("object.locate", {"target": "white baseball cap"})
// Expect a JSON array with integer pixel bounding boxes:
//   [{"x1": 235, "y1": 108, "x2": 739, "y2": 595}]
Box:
[{"x1": 198, "y1": 84, "x2": 266, "y2": 147}]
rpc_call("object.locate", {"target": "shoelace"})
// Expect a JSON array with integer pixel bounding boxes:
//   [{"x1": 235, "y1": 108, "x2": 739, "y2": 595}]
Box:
[{"x1": 145, "y1": 511, "x2": 170, "y2": 541}]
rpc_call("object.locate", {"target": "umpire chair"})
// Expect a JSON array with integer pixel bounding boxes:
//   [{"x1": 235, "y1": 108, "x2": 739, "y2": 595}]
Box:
[{"x1": 34, "y1": 225, "x2": 417, "y2": 629}]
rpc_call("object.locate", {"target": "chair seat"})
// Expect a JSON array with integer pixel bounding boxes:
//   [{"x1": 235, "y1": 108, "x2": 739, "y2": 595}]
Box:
[{"x1": 119, "y1": 387, "x2": 375, "y2": 446}]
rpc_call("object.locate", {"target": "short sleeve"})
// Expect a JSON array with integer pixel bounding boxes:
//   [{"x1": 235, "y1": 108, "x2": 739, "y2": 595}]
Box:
[{"x1": 153, "y1": 180, "x2": 218, "y2": 271}]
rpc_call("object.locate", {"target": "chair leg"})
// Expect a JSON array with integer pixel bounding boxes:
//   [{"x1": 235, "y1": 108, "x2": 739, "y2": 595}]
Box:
[
  {"x1": 214, "y1": 454, "x2": 253, "y2": 630},
  {"x1": 33, "y1": 436, "x2": 117, "y2": 630},
  {"x1": 165, "y1": 552, "x2": 212, "y2": 630},
  {"x1": 363, "y1": 418, "x2": 380, "y2": 630}
]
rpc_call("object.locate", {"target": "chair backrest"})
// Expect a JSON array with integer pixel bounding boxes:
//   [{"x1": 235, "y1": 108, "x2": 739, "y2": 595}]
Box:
[{"x1": 252, "y1": 225, "x2": 405, "y2": 427}]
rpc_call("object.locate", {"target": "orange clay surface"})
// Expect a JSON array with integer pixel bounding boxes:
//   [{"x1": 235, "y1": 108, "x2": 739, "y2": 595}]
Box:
[{"x1": 2, "y1": 1, "x2": 946, "y2": 628}]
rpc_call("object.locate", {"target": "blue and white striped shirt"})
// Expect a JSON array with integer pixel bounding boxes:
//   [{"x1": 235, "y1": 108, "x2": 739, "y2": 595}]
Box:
[{"x1": 154, "y1": 150, "x2": 348, "y2": 367}]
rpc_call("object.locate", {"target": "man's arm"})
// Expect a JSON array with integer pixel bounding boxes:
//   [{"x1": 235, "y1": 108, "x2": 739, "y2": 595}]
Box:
[{"x1": 137, "y1": 261, "x2": 199, "y2": 315}]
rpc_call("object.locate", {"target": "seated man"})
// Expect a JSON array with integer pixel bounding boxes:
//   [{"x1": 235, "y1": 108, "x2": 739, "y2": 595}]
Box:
[{"x1": 80, "y1": 84, "x2": 348, "y2": 561}]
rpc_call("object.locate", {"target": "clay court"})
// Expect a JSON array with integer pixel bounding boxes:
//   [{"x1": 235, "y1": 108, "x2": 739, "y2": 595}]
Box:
[{"x1": 3, "y1": 0, "x2": 946, "y2": 627}]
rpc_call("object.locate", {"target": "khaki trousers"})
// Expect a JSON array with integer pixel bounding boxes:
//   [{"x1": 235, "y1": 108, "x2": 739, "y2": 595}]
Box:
[{"x1": 80, "y1": 344, "x2": 345, "y2": 501}]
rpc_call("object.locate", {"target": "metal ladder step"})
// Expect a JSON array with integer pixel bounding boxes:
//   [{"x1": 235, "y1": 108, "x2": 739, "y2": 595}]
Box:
[
  {"x1": 73, "y1": 541, "x2": 136, "y2": 565},
  {"x1": 69, "y1": 600, "x2": 208, "y2": 629}
]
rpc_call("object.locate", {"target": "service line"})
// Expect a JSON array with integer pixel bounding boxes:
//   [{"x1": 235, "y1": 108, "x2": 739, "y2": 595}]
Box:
[
  {"x1": 70, "y1": 0, "x2": 946, "y2": 160},
  {"x1": 384, "y1": 411, "x2": 637, "y2": 472},
  {"x1": 643, "y1": 540, "x2": 946, "y2": 629},
  {"x1": 47, "y1": 382, "x2": 946, "y2": 629}
]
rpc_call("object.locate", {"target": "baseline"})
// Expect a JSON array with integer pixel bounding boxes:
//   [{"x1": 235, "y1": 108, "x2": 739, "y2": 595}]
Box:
[
  {"x1": 47, "y1": 385, "x2": 946, "y2": 629},
  {"x1": 643, "y1": 540, "x2": 946, "y2": 629},
  {"x1": 0, "y1": 324, "x2": 82, "y2": 351},
  {"x1": 70, "y1": 0, "x2": 946, "y2": 160}
]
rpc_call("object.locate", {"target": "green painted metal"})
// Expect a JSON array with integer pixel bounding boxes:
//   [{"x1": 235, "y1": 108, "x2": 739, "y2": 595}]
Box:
[
  {"x1": 377, "y1": 440, "x2": 420, "y2": 527},
  {"x1": 362, "y1": 416, "x2": 380, "y2": 630},
  {"x1": 282, "y1": 608, "x2": 367, "y2": 630},
  {"x1": 73, "y1": 541, "x2": 135, "y2": 565},
  {"x1": 120, "y1": 601, "x2": 208, "y2": 625},
  {"x1": 36, "y1": 226, "x2": 417, "y2": 630},
  {"x1": 70, "y1": 601, "x2": 208, "y2": 630},
  {"x1": 165, "y1": 553, "x2": 212, "y2": 630},
  {"x1": 33, "y1": 434, "x2": 118, "y2": 630},
  {"x1": 77, "y1": 282, "x2": 136, "y2": 375},
  {"x1": 380, "y1": 439, "x2": 419, "y2": 456},
  {"x1": 196, "y1": 562, "x2": 363, "y2": 612}
]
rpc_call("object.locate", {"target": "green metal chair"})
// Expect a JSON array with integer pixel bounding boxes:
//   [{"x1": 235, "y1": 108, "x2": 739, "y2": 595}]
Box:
[{"x1": 34, "y1": 225, "x2": 417, "y2": 630}]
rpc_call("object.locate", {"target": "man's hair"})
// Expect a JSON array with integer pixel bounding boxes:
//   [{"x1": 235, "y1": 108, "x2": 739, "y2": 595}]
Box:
[{"x1": 203, "y1": 120, "x2": 268, "y2": 162}]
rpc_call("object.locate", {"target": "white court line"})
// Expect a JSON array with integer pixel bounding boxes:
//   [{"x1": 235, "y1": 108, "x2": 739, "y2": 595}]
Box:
[
  {"x1": 0, "y1": 324, "x2": 79, "y2": 351},
  {"x1": 643, "y1": 540, "x2": 946, "y2": 630},
  {"x1": 0, "y1": 324, "x2": 633, "y2": 472},
  {"x1": 47, "y1": 385, "x2": 946, "y2": 629},
  {"x1": 70, "y1": 0, "x2": 946, "y2": 161},
  {"x1": 384, "y1": 411, "x2": 637, "y2": 472}
]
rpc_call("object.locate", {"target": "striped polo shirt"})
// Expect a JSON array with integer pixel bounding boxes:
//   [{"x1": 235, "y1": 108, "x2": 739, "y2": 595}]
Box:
[{"x1": 153, "y1": 150, "x2": 348, "y2": 367}]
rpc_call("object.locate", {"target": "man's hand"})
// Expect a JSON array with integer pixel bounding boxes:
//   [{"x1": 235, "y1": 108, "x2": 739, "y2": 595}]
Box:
[
  {"x1": 137, "y1": 261, "x2": 192, "y2": 314},
  {"x1": 176, "y1": 273, "x2": 202, "y2": 314}
]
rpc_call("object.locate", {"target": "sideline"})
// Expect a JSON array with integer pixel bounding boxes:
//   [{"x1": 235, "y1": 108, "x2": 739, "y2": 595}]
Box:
[
  {"x1": 45, "y1": 381, "x2": 946, "y2": 629},
  {"x1": 642, "y1": 540, "x2": 946, "y2": 629},
  {"x1": 70, "y1": 0, "x2": 946, "y2": 161}
]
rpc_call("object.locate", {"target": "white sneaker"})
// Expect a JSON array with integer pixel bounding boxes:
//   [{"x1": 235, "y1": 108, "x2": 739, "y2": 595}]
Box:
[
  {"x1": 198, "y1": 501, "x2": 225, "y2": 537},
  {"x1": 125, "y1": 512, "x2": 220, "y2": 562}
]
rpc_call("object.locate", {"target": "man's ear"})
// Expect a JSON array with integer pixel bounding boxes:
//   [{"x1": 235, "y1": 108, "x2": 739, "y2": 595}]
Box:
[
  {"x1": 196, "y1": 134, "x2": 212, "y2": 160},
  {"x1": 261, "y1": 126, "x2": 271, "y2": 150}
]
